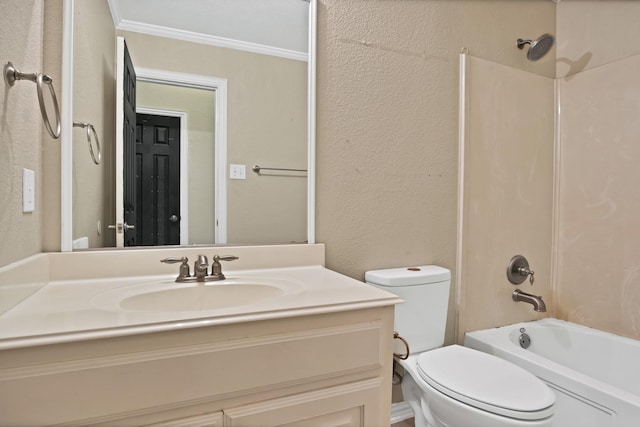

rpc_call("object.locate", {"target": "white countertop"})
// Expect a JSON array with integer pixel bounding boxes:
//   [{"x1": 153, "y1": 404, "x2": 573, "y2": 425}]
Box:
[{"x1": 0, "y1": 265, "x2": 401, "y2": 350}]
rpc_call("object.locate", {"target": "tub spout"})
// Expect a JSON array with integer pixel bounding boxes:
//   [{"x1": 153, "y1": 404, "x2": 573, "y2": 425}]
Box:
[{"x1": 512, "y1": 289, "x2": 547, "y2": 312}]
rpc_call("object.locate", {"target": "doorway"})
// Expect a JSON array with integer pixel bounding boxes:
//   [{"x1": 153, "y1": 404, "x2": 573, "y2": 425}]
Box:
[
  {"x1": 134, "y1": 69, "x2": 227, "y2": 244},
  {"x1": 131, "y1": 113, "x2": 181, "y2": 246},
  {"x1": 115, "y1": 37, "x2": 228, "y2": 247}
]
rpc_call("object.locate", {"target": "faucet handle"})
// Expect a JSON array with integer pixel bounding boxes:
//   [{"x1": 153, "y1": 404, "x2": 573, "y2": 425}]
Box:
[
  {"x1": 161, "y1": 257, "x2": 191, "y2": 281},
  {"x1": 209, "y1": 255, "x2": 239, "y2": 280},
  {"x1": 161, "y1": 256, "x2": 188, "y2": 264},
  {"x1": 213, "y1": 255, "x2": 239, "y2": 262},
  {"x1": 507, "y1": 255, "x2": 535, "y2": 285},
  {"x1": 519, "y1": 267, "x2": 535, "y2": 285}
]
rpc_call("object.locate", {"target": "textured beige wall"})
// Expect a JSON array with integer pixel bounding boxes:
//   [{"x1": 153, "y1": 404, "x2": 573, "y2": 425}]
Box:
[
  {"x1": 72, "y1": 0, "x2": 116, "y2": 248},
  {"x1": 0, "y1": 1, "x2": 46, "y2": 266},
  {"x1": 136, "y1": 81, "x2": 216, "y2": 243},
  {"x1": 555, "y1": 1, "x2": 640, "y2": 340},
  {"x1": 316, "y1": 0, "x2": 555, "y2": 344},
  {"x1": 458, "y1": 56, "x2": 555, "y2": 341}
]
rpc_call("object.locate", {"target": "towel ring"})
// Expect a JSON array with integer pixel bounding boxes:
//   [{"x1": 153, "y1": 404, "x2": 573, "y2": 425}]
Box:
[
  {"x1": 393, "y1": 331, "x2": 410, "y2": 360},
  {"x1": 73, "y1": 122, "x2": 101, "y2": 165},
  {"x1": 4, "y1": 62, "x2": 61, "y2": 139}
]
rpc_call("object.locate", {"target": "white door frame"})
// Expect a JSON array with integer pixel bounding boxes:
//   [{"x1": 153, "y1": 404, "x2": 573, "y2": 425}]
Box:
[
  {"x1": 136, "y1": 107, "x2": 190, "y2": 245},
  {"x1": 135, "y1": 68, "x2": 228, "y2": 244}
]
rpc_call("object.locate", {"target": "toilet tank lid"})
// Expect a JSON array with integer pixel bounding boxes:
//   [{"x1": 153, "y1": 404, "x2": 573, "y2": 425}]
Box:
[{"x1": 365, "y1": 265, "x2": 450, "y2": 286}]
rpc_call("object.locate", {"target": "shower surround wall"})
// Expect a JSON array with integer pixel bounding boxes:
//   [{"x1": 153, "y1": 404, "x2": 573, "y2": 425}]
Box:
[
  {"x1": 556, "y1": 54, "x2": 640, "y2": 339},
  {"x1": 457, "y1": 56, "x2": 555, "y2": 341},
  {"x1": 553, "y1": 1, "x2": 640, "y2": 341}
]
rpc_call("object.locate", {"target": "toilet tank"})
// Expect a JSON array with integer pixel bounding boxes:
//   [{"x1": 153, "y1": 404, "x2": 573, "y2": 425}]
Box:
[{"x1": 366, "y1": 266, "x2": 451, "y2": 354}]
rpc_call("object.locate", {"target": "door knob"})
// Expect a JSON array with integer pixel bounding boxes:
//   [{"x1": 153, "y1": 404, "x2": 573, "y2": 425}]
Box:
[
  {"x1": 107, "y1": 222, "x2": 135, "y2": 233},
  {"x1": 170, "y1": 215, "x2": 179, "y2": 223}
]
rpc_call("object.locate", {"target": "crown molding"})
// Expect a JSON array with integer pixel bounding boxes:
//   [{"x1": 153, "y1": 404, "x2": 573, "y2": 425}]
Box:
[{"x1": 114, "y1": 19, "x2": 308, "y2": 62}]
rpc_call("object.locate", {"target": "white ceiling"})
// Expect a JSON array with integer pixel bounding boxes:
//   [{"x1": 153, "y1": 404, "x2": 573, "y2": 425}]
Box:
[{"x1": 109, "y1": 0, "x2": 309, "y2": 59}]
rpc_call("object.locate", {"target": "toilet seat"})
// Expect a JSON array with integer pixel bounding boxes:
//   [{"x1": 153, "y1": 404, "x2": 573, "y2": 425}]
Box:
[{"x1": 416, "y1": 345, "x2": 555, "y2": 421}]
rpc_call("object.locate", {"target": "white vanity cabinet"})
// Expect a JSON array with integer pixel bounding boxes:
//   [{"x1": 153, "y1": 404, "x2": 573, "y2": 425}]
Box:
[
  {"x1": 0, "y1": 307, "x2": 394, "y2": 427},
  {"x1": 147, "y1": 412, "x2": 224, "y2": 427},
  {"x1": 222, "y1": 378, "x2": 381, "y2": 427}
]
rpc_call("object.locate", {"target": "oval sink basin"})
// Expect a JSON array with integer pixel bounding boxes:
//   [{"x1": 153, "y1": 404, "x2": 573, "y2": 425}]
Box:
[
  {"x1": 121, "y1": 283, "x2": 283, "y2": 312},
  {"x1": 91, "y1": 275, "x2": 302, "y2": 313}
]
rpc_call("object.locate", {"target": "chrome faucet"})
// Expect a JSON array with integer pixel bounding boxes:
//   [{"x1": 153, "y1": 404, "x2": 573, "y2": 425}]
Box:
[
  {"x1": 194, "y1": 255, "x2": 209, "y2": 282},
  {"x1": 161, "y1": 254, "x2": 239, "y2": 283},
  {"x1": 512, "y1": 289, "x2": 547, "y2": 312}
]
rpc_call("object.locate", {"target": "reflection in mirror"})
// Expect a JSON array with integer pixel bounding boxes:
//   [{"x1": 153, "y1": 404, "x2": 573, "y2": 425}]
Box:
[
  {"x1": 66, "y1": 0, "x2": 314, "y2": 250},
  {"x1": 136, "y1": 82, "x2": 216, "y2": 246}
]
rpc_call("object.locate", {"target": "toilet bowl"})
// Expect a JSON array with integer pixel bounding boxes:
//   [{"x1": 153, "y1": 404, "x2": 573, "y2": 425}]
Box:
[{"x1": 365, "y1": 266, "x2": 555, "y2": 427}]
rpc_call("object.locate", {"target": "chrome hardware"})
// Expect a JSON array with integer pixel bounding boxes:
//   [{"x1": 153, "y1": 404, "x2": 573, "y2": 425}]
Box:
[
  {"x1": 4, "y1": 61, "x2": 61, "y2": 139},
  {"x1": 169, "y1": 215, "x2": 179, "y2": 223},
  {"x1": 209, "y1": 255, "x2": 239, "y2": 281},
  {"x1": 194, "y1": 255, "x2": 209, "y2": 282},
  {"x1": 391, "y1": 332, "x2": 411, "y2": 385},
  {"x1": 162, "y1": 254, "x2": 238, "y2": 283},
  {"x1": 512, "y1": 289, "x2": 547, "y2": 312},
  {"x1": 73, "y1": 122, "x2": 101, "y2": 165},
  {"x1": 161, "y1": 257, "x2": 191, "y2": 282},
  {"x1": 392, "y1": 331, "x2": 410, "y2": 360},
  {"x1": 519, "y1": 327, "x2": 531, "y2": 349},
  {"x1": 107, "y1": 222, "x2": 135, "y2": 233},
  {"x1": 252, "y1": 165, "x2": 307, "y2": 174},
  {"x1": 507, "y1": 255, "x2": 535, "y2": 285},
  {"x1": 516, "y1": 33, "x2": 555, "y2": 62}
]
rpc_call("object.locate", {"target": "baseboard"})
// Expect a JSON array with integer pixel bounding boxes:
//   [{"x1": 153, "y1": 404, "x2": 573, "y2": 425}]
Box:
[{"x1": 391, "y1": 401, "x2": 414, "y2": 424}]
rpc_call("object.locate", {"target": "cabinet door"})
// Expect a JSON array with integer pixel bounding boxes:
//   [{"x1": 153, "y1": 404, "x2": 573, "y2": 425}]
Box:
[
  {"x1": 146, "y1": 411, "x2": 224, "y2": 427},
  {"x1": 223, "y1": 379, "x2": 383, "y2": 427}
]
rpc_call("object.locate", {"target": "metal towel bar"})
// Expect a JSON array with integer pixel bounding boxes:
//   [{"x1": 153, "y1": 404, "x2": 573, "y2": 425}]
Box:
[{"x1": 252, "y1": 165, "x2": 307, "y2": 174}]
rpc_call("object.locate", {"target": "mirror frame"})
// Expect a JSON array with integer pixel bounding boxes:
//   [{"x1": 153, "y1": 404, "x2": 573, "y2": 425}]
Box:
[{"x1": 59, "y1": 0, "x2": 316, "y2": 251}]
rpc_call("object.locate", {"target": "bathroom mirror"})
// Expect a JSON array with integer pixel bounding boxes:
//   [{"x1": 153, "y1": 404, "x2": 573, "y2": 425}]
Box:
[{"x1": 61, "y1": 0, "x2": 316, "y2": 251}]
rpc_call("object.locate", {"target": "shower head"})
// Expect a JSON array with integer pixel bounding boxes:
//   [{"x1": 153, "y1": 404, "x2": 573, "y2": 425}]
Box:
[{"x1": 517, "y1": 33, "x2": 555, "y2": 61}]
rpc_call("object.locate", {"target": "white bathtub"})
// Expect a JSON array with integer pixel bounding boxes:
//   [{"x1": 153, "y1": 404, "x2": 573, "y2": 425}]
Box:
[{"x1": 464, "y1": 318, "x2": 640, "y2": 427}]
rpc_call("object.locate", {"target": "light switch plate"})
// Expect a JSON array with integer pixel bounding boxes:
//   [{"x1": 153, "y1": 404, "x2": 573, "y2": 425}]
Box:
[
  {"x1": 229, "y1": 164, "x2": 246, "y2": 180},
  {"x1": 23, "y1": 168, "x2": 35, "y2": 212}
]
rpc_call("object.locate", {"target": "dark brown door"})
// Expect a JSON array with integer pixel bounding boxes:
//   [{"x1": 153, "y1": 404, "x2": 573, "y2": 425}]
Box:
[{"x1": 134, "y1": 113, "x2": 181, "y2": 246}]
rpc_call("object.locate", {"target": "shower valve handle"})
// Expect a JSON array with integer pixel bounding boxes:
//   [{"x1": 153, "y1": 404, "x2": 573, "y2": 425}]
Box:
[
  {"x1": 518, "y1": 266, "x2": 535, "y2": 285},
  {"x1": 507, "y1": 255, "x2": 535, "y2": 285}
]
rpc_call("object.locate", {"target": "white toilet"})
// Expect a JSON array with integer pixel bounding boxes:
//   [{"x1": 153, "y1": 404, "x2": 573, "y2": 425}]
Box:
[{"x1": 366, "y1": 266, "x2": 555, "y2": 427}]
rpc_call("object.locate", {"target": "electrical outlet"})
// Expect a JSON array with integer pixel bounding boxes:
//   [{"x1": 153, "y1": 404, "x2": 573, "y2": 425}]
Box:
[
  {"x1": 229, "y1": 164, "x2": 246, "y2": 180},
  {"x1": 23, "y1": 168, "x2": 35, "y2": 212}
]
